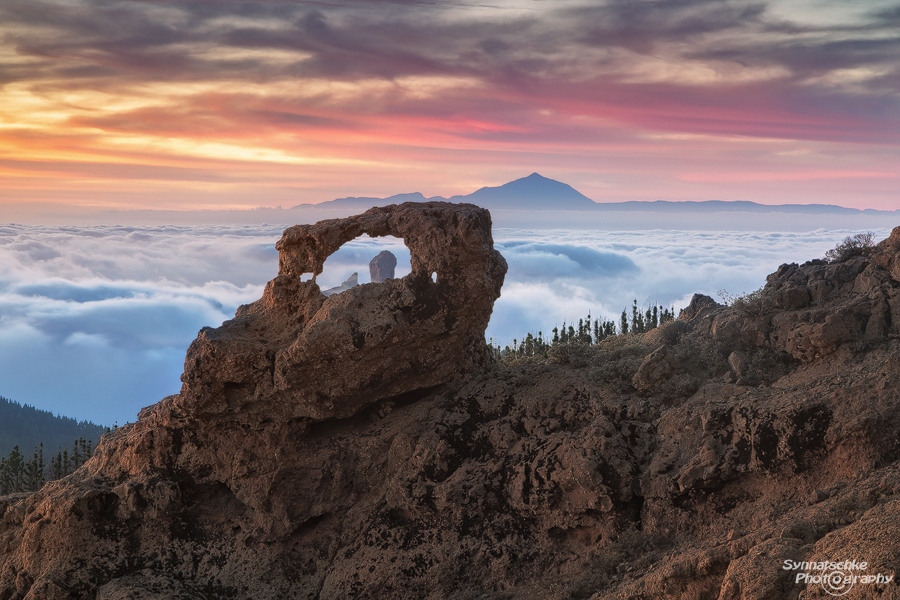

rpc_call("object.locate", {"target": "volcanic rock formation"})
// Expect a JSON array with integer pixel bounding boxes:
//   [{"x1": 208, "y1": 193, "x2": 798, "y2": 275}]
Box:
[
  {"x1": 2, "y1": 221, "x2": 900, "y2": 600},
  {"x1": 177, "y1": 201, "x2": 507, "y2": 424},
  {"x1": 369, "y1": 251, "x2": 397, "y2": 283}
]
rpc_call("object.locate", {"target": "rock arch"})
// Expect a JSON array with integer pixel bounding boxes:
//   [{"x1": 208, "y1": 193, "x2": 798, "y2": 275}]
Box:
[{"x1": 177, "y1": 202, "x2": 507, "y2": 424}]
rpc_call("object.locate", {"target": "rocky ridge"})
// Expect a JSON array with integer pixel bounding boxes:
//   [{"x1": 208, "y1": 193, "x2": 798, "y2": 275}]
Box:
[{"x1": 1, "y1": 210, "x2": 899, "y2": 600}]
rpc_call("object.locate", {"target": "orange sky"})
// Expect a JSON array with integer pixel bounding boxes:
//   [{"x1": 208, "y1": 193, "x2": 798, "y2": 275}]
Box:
[{"x1": 1, "y1": 0, "x2": 899, "y2": 213}]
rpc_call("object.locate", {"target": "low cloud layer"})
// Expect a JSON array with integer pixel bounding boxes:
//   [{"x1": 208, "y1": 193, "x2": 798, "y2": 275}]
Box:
[{"x1": 0, "y1": 223, "x2": 892, "y2": 425}]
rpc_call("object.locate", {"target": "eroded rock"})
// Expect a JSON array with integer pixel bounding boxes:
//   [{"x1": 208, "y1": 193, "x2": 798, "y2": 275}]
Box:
[
  {"x1": 177, "y1": 201, "x2": 507, "y2": 423},
  {"x1": 679, "y1": 293, "x2": 721, "y2": 321},
  {"x1": 369, "y1": 250, "x2": 397, "y2": 283}
]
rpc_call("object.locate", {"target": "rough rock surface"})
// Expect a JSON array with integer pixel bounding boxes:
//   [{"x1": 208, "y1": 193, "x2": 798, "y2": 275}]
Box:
[
  {"x1": 631, "y1": 345, "x2": 674, "y2": 392},
  {"x1": 2, "y1": 224, "x2": 900, "y2": 600},
  {"x1": 177, "y1": 201, "x2": 507, "y2": 424},
  {"x1": 369, "y1": 251, "x2": 397, "y2": 283},
  {"x1": 678, "y1": 293, "x2": 720, "y2": 321}
]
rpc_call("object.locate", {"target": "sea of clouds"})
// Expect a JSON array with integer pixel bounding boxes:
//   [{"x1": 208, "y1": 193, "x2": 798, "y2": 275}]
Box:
[{"x1": 1, "y1": 222, "x2": 891, "y2": 426}]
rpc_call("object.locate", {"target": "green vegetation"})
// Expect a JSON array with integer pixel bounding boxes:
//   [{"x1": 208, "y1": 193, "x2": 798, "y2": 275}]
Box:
[
  {"x1": 825, "y1": 232, "x2": 875, "y2": 263},
  {"x1": 0, "y1": 395, "x2": 107, "y2": 457},
  {"x1": 489, "y1": 295, "x2": 792, "y2": 399},
  {"x1": 718, "y1": 287, "x2": 775, "y2": 317},
  {"x1": 489, "y1": 300, "x2": 675, "y2": 361},
  {"x1": 0, "y1": 396, "x2": 109, "y2": 495},
  {"x1": 0, "y1": 438, "x2": 96, "y2": 495}
]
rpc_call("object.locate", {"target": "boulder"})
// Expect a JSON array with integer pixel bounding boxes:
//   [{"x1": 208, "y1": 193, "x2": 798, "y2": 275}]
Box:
[
  {"x1": 369, "y1": 250, "x2": 398, "y2": 283},
  {"x1": 632, "y1": 345, "x2": 675, "y2": 392},
  {"x1": 678, "y1": 293, "x2": 720, "y2": 321}
]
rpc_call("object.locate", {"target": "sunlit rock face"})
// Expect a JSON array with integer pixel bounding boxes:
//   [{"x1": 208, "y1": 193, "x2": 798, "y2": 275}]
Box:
[{"x1": 177, "y1": 201, "x2": 507, "y2": 423}]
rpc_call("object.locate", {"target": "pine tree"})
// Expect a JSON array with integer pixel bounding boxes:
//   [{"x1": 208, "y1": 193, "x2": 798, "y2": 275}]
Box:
[
  {"x1": 604, "y1": 320, "x2": 616, "y2": 337},
  {"x1": 1, "y1": 446, "x2": 25, "y2": 493},
  {"x1": 23, "y1": 443, "x2": 44, "y2": 492}
]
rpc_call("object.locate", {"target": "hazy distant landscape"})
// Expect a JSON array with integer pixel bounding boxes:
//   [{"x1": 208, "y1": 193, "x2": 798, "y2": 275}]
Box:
[{"x1": 1, "y1": 176, "x2": 893, "y2": 425}]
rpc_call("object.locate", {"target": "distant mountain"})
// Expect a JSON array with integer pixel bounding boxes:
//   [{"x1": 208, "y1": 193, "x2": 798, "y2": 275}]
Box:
[
  {"x1": 0, "y1": 396, "x2": 107, "y2": 457},
  {"x1": 590, "y1": 200, "x2": 892, "y2": 215},
  {"x1": 447, "y1": 172, "x2": 596, "y2": 210},
  {"x1": 294, "y1": 192, "x2": 444, "y2": 211},
  {"x1": 292, "y1": 173, "x2": 595, "y2": 211},
  {"x1": 293, "y1": 173, "x2": 899, "y2": 214}
]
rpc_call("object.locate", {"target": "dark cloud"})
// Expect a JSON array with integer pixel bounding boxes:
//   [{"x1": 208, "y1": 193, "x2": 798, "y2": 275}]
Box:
[
  {"x1": 572, "y1": 0, "x2": 768, "y2": 53},
  {"x1": 66, "y1": 100, "x2": 353, "y2": 137},
  {"x1": 4, "y1": 0, "x2": 896, "y2": 89},
  {"x1": 14, "y1": 281, "x2": 140, "y2": 303},
  {"x1": 691, "y1": 36, "x2": 900, "y2": 85},
  {"x1": 5, "y1": 0, "x2": 894, "y2": 101},
  {"x1": 872, "y1": 4, "x2": 900, "y2": 24}
]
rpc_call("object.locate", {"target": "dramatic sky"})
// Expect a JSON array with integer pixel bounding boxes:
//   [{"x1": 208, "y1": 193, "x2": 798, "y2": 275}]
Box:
[{"x1": 2, "y1": 0, "x2": 899, "y2": 212}]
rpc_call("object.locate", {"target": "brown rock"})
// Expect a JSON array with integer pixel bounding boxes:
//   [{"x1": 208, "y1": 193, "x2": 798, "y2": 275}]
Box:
[
  {"x1": 369, "y1": 250, "x2": 398, "y2": 283},
  {"x1": 678, "y1": 293, "x2": 720, "y2": 321},
  {"x1": 776, "y1": 284, "x2": 810, "y2": 310},
  {"x1": 632, "y1": 345, "x2": 675, "y2": 392},
  {"x1": 873, "y1": 226, "x2": 900, "y2": 283},
  {"x1": 727, "y1": 350, "x2": 750, "y2": 381},
  {"x1": 177, "y1": 201, "x2": 507, "y2": 423}
]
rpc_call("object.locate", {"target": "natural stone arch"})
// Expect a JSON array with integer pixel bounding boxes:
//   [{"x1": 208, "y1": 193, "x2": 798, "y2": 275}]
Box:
[
  {"x1": 275, "y1": 202, "x2": 499, "y2": 290},
  {"x1": 177, "y1": 202, "x2": 507, "y2": 424},
  {"x1": 313, "y1": 236, "x2": 407, "y2": 295}
]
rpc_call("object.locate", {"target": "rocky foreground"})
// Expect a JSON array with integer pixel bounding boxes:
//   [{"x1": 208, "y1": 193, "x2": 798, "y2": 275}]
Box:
[{"x1": 2, "y1": 204, "x2": 899, "y2": 600}]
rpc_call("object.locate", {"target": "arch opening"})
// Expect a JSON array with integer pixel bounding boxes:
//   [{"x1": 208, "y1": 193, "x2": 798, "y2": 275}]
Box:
[{"x1": 315, "y1": 234, "x2": 412, "y2": 296}]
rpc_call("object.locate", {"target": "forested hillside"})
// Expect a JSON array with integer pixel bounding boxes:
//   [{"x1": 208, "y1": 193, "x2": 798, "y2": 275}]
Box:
[{"x1": 0, "y1": 396, "x2": 107, "y2": 457}]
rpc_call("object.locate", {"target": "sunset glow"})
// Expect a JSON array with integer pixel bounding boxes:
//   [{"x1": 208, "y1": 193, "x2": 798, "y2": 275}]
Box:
[{"x1": 1, "y1": 0, "x2": 899, "y2": 212}]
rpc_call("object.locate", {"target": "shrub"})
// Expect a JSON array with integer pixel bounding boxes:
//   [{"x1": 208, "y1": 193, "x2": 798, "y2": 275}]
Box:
[
  {"x1": 719, "y1": 287, "x2": 774, "y2": 317},
  {"x1": 732, "y1": 287, "x2": 775, "y2": 317},
  {"x1": 824, "y1": 232, "x2": 875, "y2": 263}
]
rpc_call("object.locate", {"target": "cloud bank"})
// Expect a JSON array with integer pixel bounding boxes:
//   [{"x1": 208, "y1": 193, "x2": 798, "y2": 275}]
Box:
[{"x1": 2, "y1": 222, "x2": 892, "y2": 425}]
